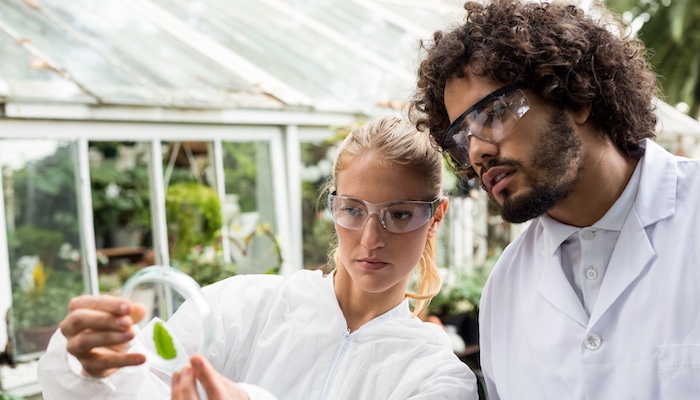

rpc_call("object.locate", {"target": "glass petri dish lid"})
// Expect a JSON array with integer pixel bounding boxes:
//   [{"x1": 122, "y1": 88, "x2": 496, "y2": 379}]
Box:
[{"x1": 121, "y1": 265, "x2": 214, "y2": 373}]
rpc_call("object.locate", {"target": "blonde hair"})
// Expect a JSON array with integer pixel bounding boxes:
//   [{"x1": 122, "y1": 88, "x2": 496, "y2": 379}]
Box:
[{"x1": 324, "y1": 116, "x2": 444, "y2": 317}]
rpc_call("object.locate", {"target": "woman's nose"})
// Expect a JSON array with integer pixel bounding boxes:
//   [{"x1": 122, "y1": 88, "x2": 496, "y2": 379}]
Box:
[{"x1": 360, "y1": 215, "x2": 386, "y2": 249}]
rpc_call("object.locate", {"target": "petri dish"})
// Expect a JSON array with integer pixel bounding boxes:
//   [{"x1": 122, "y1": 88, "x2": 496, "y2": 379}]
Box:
[{"x1": 121, "y1": 265, "x2": 214, "y2": 373}]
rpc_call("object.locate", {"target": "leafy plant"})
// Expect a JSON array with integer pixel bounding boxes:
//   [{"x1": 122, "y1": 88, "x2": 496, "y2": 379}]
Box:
[
  {"x1": 430, "y1": 252, "x2": 499, "y2": 318},
  {"x1": 171, "y1": 245, "x2": 238, "y2": 287},
  {"x1": 165, "y1": 182, "x2": 222, "y2": 260},
  {"x1": 607, "y1": 0, "x2": 700, "y2": 117},
  {"x1": 11, "y1": 269, "x2": 81, "y2": 331},
  {"x1": 90, "y1": 158, "x2": 151, "y2": 232}
]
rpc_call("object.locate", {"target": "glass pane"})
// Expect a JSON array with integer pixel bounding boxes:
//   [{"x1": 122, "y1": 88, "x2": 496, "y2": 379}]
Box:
[
  {"x1": 0, "y1": 0, "x2": 163, "y2": 104},
  {"x1": 0, "y1": 28, "x2": 94, "y2": 103},
  {"x1": 150, "y1": 0, "x2": 412, "y2": 111},
  {"x1": 300, "y1": 137, "x2": 341, "y2": 271},
  {"x1": 162, "y1": 141, "x2": 228, "y2": 284},
  {"x1": 89, "y1": 141, "x2": 153, "y2": 295},
  {"x1": 222, "y1": 141, "x2": 280, "y2": 276},
  {"x1": 44, "y1": 0, "x2": 255, "y2": 102},
  {"x1": 1, "y1": 140, "x2": 85, "y2": 357}
]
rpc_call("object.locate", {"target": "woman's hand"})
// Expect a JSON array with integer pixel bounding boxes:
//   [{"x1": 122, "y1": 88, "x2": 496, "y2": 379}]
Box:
[
  {"x1": 172, "y1": 355, "x2": 250, "y2": 400},
  {"x1": 59, "y1": 294, "x2": 147, "y2": 378}
]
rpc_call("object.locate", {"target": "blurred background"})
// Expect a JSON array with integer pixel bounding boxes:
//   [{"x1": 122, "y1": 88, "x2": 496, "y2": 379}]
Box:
[{"x1": 0, "y1": 0, "x2": 698, "y2": 398}]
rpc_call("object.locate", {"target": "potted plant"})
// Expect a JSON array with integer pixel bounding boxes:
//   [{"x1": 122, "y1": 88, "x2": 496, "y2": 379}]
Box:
[
  {"x1": 165, "y1": 182, "x2": 222, "y2": 260},
  {"x1": 10, "y1": 260, "x2": 81, "y2": 355},
  {"x1": 90, "y1": 143, "x2": 151, "y2": 248},
  {"x1": 429, "y1": 252, "x2": 499, "y2": 345}
]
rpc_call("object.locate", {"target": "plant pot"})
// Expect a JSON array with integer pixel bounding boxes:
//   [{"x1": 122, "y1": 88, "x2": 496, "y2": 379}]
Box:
[{"x1": 113, "y1": 226, "x2": 143, "y2": 248}]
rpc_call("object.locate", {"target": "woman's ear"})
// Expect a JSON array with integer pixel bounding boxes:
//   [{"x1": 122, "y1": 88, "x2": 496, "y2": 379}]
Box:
[{"x1": 427, "y1": 198, "x2": 449, "y2": 238}]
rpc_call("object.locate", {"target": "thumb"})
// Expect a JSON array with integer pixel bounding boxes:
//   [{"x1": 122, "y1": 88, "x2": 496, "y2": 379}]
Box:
[
  {"x1": 190, "y1": 355, "x2": 221, "y2": 392},
  {"x1": 130, "y1": 303, "x2": 147, "y2": 324}
]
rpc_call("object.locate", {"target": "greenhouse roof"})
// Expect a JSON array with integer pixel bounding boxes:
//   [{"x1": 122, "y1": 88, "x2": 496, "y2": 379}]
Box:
[{"x1": 0, "y1": 0, "x2": 464, "y2": 116}]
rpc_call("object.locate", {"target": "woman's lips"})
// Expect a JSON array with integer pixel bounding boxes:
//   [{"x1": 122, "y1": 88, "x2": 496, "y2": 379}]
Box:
[{"x1": 358, "y1": 259, "x2": 388, "y2": 271}]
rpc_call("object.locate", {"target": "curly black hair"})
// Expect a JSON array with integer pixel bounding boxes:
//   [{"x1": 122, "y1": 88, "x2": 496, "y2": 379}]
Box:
[{"x1": 410, "y1": 0, "x2": 659, "y2": 179}]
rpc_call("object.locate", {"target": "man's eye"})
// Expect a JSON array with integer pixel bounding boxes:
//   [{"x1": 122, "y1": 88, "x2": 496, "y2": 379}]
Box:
[{"x1": 485, "y1": 99, "x2": 508, "y2": 119}]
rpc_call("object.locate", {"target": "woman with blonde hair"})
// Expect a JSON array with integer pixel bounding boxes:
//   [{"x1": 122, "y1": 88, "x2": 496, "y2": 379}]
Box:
[{"x1": 38, "y1": 116, "x2": 477, "y2": 400}]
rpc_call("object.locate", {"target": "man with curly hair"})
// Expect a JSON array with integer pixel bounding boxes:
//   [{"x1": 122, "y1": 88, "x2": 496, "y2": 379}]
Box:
[{"x1": 410, "y1": 0, "x2": 700, "y2": 398}]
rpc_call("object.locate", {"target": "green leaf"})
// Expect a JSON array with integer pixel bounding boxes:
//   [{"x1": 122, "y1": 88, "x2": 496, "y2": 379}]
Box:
[{"x1": 153, "y1": 321, "x2": 177, "y2": 360}]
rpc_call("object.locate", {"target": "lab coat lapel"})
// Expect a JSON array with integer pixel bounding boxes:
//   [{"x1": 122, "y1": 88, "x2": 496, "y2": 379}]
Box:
[
  {"x1": 588, "y1": 208, "x2": 655, "y2": 328},
  {"x1": 588, "y1": 139, "x2": 675, "y2": 328},
  {"x1": 537, "y1": 246, "x2": 589, "y2": 328}
]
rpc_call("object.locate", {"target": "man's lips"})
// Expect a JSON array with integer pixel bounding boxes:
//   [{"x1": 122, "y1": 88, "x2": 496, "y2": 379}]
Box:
[{"x1": 481, "y1": 167, "x2": 515, "y2": 196}]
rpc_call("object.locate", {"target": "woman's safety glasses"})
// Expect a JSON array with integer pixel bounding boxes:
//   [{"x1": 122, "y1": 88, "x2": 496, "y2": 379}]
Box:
[
  {"x1": 441, "y1": 82, "x2": 530, "y2": 170},
  {"x1": 328, "y1": 192, "x2": 439, "y2": 234}
]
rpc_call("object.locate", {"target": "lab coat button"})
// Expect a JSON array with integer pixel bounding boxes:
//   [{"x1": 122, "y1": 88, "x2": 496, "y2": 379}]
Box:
[
  {"x1": 586, "y1": 268, "x2": 598, "y2": 280},
  {"x1": 584, "y1": 333, "x2": 602, "y2": 350},
  {"x1": 581, "y1": 230, "x2": 596, "y2": 240}
]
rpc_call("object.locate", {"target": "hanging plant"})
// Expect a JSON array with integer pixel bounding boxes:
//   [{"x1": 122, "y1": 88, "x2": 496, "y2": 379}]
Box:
[{"x1": 165, "y1": 182, "x2": 222, "y2": 260}]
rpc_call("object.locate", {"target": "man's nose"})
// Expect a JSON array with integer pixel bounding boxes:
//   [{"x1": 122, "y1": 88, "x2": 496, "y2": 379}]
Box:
[{"x1": 468, "y1": 136, "x2": 499, "y2": 173}]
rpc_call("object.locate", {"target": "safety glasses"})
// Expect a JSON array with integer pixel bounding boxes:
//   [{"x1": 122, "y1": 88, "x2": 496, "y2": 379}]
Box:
[
  {"x1": 441, "y1": 82, "x2": 530, "y2": 170},
  {"x1": 328, "y1": 192, "x2": 439, "y2": 234}
]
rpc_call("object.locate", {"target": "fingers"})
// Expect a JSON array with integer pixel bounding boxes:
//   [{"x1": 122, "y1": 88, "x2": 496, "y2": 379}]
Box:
[
  {"x1": 172, "y1": 366, "x2": 200, "y2": 400},
  {"x1": 66, "y1": 327, "x2": 134, "y2": 355},
  {"x1": 190, "y1": 355, "x2": 220, "y2": 392},
  {"x1": 80, "y1": 348, "x2": 147, "y2": 378},
  {"x1": 60, "y1": 308, "x2": 133, "y2": 338},
  {"x1": 190, "y1": 355, "x2": 250, "y2": 400},
  {"x1": 68, "y1": 294, "x2": 130, "y2": 314},
  {"x1": 67, "y1": 295, "x2": 147, "y2": 322},
  {"x1": 59, "y1": 294, "x2": 149, "y2": 378}
]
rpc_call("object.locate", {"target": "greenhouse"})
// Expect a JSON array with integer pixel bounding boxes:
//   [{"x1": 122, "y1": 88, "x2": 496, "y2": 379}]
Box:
[
  {"x1": 0, "y1": 0, "x2": 470, "y2": 395},
  {"x1": 1, "y1": 0, "x2": 700, "y2": 397}
]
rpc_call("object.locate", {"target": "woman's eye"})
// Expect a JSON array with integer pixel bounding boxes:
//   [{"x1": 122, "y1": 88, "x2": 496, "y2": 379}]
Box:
[
  {"x1": 389, "y1": 211, "x2": 413, "y2": 221},
  {"x1": 341, "y1": 206, "x2": 363, "y2": 217}
]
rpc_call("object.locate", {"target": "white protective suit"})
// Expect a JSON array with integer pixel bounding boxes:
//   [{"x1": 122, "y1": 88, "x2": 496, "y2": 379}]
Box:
[
  {"x1": 39, "y1": 269, "x2": 477, "y2": 399},
  {"x1": 479, "y1": 139, "x2": 700, "y2": 399}
]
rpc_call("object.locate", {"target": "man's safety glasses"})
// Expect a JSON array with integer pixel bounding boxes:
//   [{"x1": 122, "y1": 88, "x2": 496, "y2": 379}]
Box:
[
  {"x1": 441, "y1": 82, "x2": 530, "y2": 170},
  {"x1": 328, "y1": 192, "x2": 439, "y2": 234}
]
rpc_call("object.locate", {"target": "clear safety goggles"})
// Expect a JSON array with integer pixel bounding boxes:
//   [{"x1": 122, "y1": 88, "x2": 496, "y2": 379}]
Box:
[
  {"x1": 441, "y1": 82, "x2": 530, "y2": 170},
  {"x1": 328, "y1": 191, "x2": 439, "y2": 234}
]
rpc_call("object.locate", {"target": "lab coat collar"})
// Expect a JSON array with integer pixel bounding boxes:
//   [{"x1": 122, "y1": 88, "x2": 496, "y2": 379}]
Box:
[
  {"x1": 325, "y1": 270, "x2": 413, "y2": 328},
  {"x1": 536, "y1": 139, "x2": 677, "y2": 328},
  {"x1": 634, "y1": 139, "x2": 677, "y2": 227}
]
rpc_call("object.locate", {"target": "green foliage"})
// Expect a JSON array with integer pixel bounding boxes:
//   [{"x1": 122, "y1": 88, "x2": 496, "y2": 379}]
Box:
[
  {"x1": 9, "y1": 142, "x2": 81, "y2": 246},
  {"x1": 7, "y1": 226, "x2": 64, "y2": 270},
  {"x1": 300, "y1": 128, "x2": 350, "y2": 269},
  {"x1": 165, "y1": 183, "x2": 222, "y2": 260},
  {"x1": 607, "y1": 0, "x2": 700, "y2": 117},
  {"x1": 430, "y1": 252, "x2": 499, "y2": 318},
  {"x1": 171, "y1": 245, "x2": 238, "y2": 287},
  {"x1": 90, "y1": 150, "x2": 151, "y2": 232},
  {"x1": 221, "y1": 142, "x2": 258, "y2": 213},
  {"x1": 11, "y1": 270, "x2": 81, "y2": 331},
  {"x1": 0, "y1": 392, "x2": 23, "y2": 400}
]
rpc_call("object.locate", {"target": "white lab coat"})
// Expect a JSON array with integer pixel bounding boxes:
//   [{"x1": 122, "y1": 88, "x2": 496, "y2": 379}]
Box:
[
  {"x1": 479, "y1": 139, "x2": 700, "y2": 399},
  {"x1": 38, "y1": 269, "x2": 477, "y2": 399}
]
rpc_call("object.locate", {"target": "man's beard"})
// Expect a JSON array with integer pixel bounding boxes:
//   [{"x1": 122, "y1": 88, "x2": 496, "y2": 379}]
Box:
[{"x1": 486, "y1": 109, "x2": 584, "y2": 224}]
